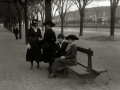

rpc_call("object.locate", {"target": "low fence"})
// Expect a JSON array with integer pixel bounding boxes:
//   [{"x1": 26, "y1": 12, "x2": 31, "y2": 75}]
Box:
[{"x1": 55, "y1": 23, "x2": 120, "y2": 29}]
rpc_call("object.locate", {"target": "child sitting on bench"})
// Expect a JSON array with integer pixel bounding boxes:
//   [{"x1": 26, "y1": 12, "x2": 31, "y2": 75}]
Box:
[{"x1": 49, "y1": 34, "x2": 79, "y2": 78}]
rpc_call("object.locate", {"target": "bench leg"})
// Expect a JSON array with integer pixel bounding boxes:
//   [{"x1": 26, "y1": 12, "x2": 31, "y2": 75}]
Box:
[
  {"x1": 77, "y1": 73, "x2": 98, "y2": 84},
  {"x1": 63, "y1": 67, "x2": 69, "y2": 76}
]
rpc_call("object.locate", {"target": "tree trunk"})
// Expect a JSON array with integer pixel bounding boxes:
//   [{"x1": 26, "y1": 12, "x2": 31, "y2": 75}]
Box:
[
  {"x1": 8, "y1": 20, "x2": 10, "y2": 31},
  {"x1": 45, "y1": 0, "x2": 51, "y2": 33},
  {"x1": 45, "y1": 0, "x2": 51, "y2": 22},
  {"x1": 61, "y1": 17, "x2": 64, "y2": 34},
  {"x1": 110, "y1": 8, "x2": 116, "y2": 36},
  {"x1": 11, "y1": 19, "x2": 13, "y2": 33},
  {"x1": 18, "y1": 11, "x2": 22, "y2": 39},
  {"x1": 14, "y1": 17, "x2": 17, "y2": 26},
  {"x1": 96, "y1": 21, "x2": 97, "y2": 31},
  {"x1": 10, "y1": 19, "x2": 12, "y2": 32},
  {"x1": 11, "y1": 18, "x2": 14, "y2": 33},
  {"x1": 79, "y1": 9, "x2": 84, "y2": 36},
  {"x1": 24, "y1": 4, "x2": 28, "y2": 44},
  {"x1": 60, "y1": 6, "x2": 64, "y2": 34}
]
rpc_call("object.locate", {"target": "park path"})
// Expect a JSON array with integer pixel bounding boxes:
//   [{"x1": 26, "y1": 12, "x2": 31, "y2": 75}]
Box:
[
  {"x1": 0, "y1": 26, "x2": 86, "y2": 90},
  {"x1": 0, "y1": 26, "x2": 119, "y2": 90}
]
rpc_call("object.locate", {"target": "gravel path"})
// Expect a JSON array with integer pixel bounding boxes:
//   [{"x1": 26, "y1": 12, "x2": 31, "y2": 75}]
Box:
[
  {"x1": 0, "y1": 26, "x2": 120, "y2": 90},
  {"x1": 0, "y1": 27, "x2": 85, "y2": 90}
]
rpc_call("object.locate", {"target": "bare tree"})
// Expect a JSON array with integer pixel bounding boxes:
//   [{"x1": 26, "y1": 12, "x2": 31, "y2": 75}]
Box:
[
  {"x1": 28, "y1": 0, "x2": 40, "y2": 20},
  {"x1": 37, "y1": 1, "x2": 45, "y2": 31},
  {"x1": 72, "y1": 0, "x2": 93, "y2": 36},
  {"x1": 54, "y1": 0, "x2": 73, "y2": 33},
  {"x1": 110, "y1": 0, "x2": 119, "y2": 36},
  {"x1": 28, "y1": 5, "x2": 35, "y2": 23},
  {"x1": 51, "y1": 0, "x2": 59, "y2": 19}
]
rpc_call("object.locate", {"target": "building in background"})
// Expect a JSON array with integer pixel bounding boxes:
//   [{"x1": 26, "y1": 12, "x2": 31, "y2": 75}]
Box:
[{"x1": 53, "y1": 6, "x2": 120, "y2": 27}]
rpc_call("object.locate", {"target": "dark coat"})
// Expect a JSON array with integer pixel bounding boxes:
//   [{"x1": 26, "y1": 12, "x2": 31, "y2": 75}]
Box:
[
  {"x1": 13, "y1": 28, "x2": 18, "y2": 35},
  {"x1": 42, "y1": 29, "x2": 56, "y2": 63},
  {"x1": 52, "y1": 44, "x2": 77, "y2": 71},
  {"x1": 41, "y1": 29, "x2": 56, "y2": 49},
  {"x1": 54, "y1": 42, "x2": 69, "y2": 58},
  {"x1": 26, "y1": 26, "x2": 43, "y2": 62}
]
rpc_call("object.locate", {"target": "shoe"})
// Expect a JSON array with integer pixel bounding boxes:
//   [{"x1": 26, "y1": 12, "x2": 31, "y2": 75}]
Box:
[
  {"x1": 37, "y1": 65, "x2": 39, "y2": 69},
  {"x1": 46, "y1": 67, "x2": 49, "y2": 70},
  {"x1": 48, "y1": 73, "x2": 51, "y2": 78},
  {"x1": 37, "y1": 65, "x2": 42, "y2": 70},
  {"x1": 30, "y1": 66, "x2": 33, "y2": 69},
  {"x1": 39, "y1": 66, "x2": 42, "y2": 70},
  {"x1": 49, "y1": 68, "x2": 52, "y2": 74},
  {"x1": 49, "y1": 73, "x2": 57, "y2": 78}
]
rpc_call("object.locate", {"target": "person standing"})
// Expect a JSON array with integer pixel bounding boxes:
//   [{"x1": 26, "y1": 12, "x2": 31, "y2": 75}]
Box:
[
  {"x1": 26, "y1": 19, "x2": 42, "y2": 69},
  {"x1": 13, "y1": 26, "x2": 19, "y2": 40},
  {"x1": 41, "y1": 21, "x2": 56, "y2": 73}
]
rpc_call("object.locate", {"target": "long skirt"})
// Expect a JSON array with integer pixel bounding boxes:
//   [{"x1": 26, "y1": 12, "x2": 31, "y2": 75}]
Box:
[
  {"x1": 52, "y1": 58, "x2": 77, "y2": 71},
  {"x1": 42, "y1": 48, "x2": 54, "y2": 63},
  {"x1": 26, "y1": 40, "x2": 43, "y2": 62}
]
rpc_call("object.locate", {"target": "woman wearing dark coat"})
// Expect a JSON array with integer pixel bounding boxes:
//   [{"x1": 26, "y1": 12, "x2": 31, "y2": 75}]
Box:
[
  {"x1": 26, "y1": 19, "x2": 42, "y2": 69},
  {"x1": 50, "y1": 34, "x2": 79, "y2": 78},
  {"x1": 41, "y1": 21, "x2": 56, "y2": 72}
]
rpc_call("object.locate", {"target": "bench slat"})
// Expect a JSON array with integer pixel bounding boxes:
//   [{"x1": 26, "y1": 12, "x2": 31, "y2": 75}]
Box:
[
  {"x1": 77, "y1": 47, "x2": 93, "y2": 56},
  {"x1": 68, "y1": 65, "x2": 90, "y2": 76},
  {"x1": 77, "y1": 62, "x2": 107, "y2": 74},
  {"x1": 68, "y1": 46, "x2": 107, "y2": 77},
  {"x1": 93, "y1": 68, "x2": 107, "y2": 73}
]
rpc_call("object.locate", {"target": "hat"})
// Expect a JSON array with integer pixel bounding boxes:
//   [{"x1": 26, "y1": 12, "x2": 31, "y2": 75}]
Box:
[
  {"x1": 43, "y1": 21, "x2": 55, "y2": 27},
  {"x1": 65, "y1": 35, "x2": 79, "y2": 40},
  {"x1": 31, "y1": 19, "x2": 39, "y2": 25},
  {"x1": 57, "y1": 34, "x2": 65, "y2": 39}
]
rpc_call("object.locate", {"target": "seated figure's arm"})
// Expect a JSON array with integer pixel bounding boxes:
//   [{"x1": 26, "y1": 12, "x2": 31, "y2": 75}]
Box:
[{"x1": 65, "y1": 45, "x2": 77, "y2": 59}]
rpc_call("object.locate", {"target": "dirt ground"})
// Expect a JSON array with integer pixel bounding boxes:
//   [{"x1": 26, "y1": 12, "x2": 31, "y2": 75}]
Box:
[{"x1": 0, "y1": 26, "x2": 120, "y2": 90}]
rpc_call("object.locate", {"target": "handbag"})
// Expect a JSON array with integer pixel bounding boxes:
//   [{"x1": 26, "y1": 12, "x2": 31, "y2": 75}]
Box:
[{"x1": 26, "y1": 49, "x2": 32, "y2": 61}]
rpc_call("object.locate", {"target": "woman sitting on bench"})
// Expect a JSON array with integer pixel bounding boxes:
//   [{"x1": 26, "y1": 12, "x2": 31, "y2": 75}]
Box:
[
  {"x1": 54, "y1": 34, "x2": 69, "y2": 58},
  {"x1": 49, "y1": 34, "x2": 79, "y2": 78}
]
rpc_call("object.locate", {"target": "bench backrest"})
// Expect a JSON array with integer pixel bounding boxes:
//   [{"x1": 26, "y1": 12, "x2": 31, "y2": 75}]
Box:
[
  {"x1": 77, "y1": 47, "x2": 93, "y2": 56},
  {"x1": 77, "y1": 46, "x2": 93, "y2": 72}
]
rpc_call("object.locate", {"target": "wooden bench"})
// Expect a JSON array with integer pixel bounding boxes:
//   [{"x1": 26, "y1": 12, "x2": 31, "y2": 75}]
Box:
[{"x1": 67, "y1": 46, "x2": 107, "y2": 81}]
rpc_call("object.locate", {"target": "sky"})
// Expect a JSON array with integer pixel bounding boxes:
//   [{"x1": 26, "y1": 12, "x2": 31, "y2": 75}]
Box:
[{"x1": 70, "y1": 0, "x2": 111, "y2": 11}]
